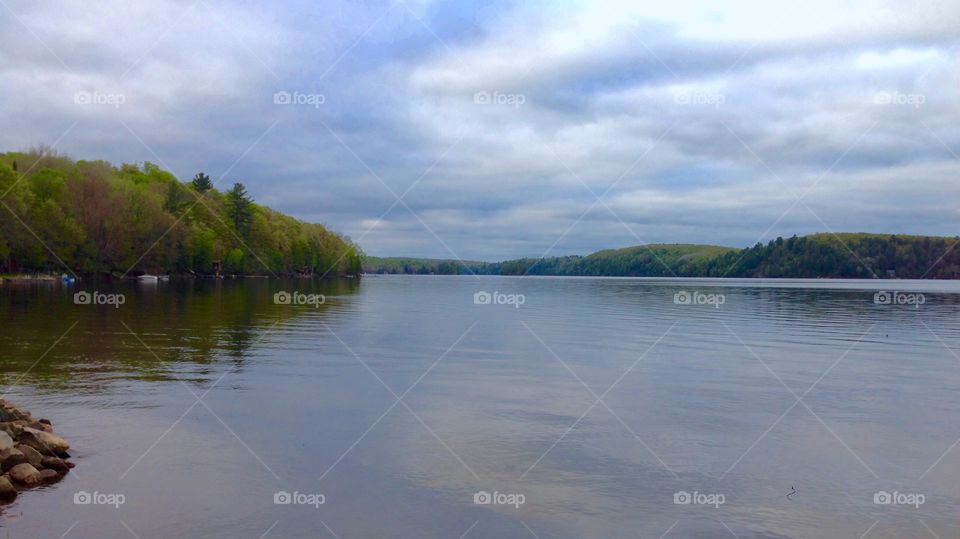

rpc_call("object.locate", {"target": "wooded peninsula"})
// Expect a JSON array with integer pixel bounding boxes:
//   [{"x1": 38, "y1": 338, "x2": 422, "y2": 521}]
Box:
[{"x1": 0, "y1": 149, "x2": 362, "y2": 278}]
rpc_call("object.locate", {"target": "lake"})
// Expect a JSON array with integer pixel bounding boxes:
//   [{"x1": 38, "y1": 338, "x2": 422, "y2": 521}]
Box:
[{"x1": 0, "y1": 275, "x2": 958, "y2": 538}]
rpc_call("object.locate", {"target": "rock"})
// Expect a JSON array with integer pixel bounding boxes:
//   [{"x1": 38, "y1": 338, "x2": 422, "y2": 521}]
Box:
[
  {"x1": 38, "y1": 469, "x2": 60, "y2": 483},
  {"x1": 0, "y1": 422, "x2": 20, "y2": 438},
  {"x1": 0, "y1": 407, "x2": 29, "y2": 421},
  {"x1": 16, "y1": 444, "x2": 42, "y2": 467},
  {"x1": 17, "y1": 427, "x2": 69, "y2": 457},
  {"x1": 0, "y1": 448, "x2": 26, "y2": 471},
  {"x1": 0, "y1": 431, "x2": 13, "y2": 451},
  {"x1": 38, "y1": 419, "x2": 51, "y2": 426},
  {"x1": 0, "y1": 476, "x2": 16, "y2": 502},
  {"x1": 8, "y1": 463, "x2": 40, "y2": 486},
  {"x1": 40, "y1": 456, "x2": 69, "y2": 472},
  {"x1": 26, "y1": 421, "x2": 52, "y2": 433}
]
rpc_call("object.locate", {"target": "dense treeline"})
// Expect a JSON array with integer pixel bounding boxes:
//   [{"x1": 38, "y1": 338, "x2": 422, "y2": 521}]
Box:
[
  {"x1": 703, "y1": 233, "x2": 960, "y2": 278},
  {"x1": 362, "y1": 256, "x2": 487, "y2": 275},
  {"x1": 364, "y1": 233, "x2": 960, "y2": 278},
  {"x1": 0, "y1": 148, "x2": 362, "y2": 277}
]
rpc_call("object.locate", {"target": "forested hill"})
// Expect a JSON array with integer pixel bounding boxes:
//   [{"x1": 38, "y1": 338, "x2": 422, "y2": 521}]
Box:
[
  {"x1": 364, "y1": 233, "x2": 960, "y2": 278},
  {"x1": 0, "y1": 149, "x2": 362, "y2": 277}
]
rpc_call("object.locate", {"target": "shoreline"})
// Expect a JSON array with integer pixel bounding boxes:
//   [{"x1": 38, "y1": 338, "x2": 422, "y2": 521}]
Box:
[
  {"x1": 0, "y1": 400, "x2": 74, "y2": 505},
  {"x1": 0, "y1": 273, "x2": 360, "y2": 283}
]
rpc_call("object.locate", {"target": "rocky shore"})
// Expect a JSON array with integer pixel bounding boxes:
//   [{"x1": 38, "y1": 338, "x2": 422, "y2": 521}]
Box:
[{"x1": 0, "y1": 400, "x2": 73, "y2": 504}]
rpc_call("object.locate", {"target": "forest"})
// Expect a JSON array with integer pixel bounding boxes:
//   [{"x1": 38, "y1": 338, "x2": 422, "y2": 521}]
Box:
[
  {"x1": 0, "y1": 148, "x2": 362, "y2": 277},
  {"x1": 364, "y1": 233, "x2": 960, "y2": 279}
]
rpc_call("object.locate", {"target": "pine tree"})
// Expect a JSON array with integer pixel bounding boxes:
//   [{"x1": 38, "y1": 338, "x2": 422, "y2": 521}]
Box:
[
  {"x1": 191, "y1": 172, "x2": 213, "y2": 193},
  {"x1": 226, "y1": 182, "x2": 253, "y2": 236}
]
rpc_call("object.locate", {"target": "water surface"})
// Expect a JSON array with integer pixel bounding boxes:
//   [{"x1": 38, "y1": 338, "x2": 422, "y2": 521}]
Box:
[{"x1": 0, "y1": 276, "x2": 958, "y2": 538}]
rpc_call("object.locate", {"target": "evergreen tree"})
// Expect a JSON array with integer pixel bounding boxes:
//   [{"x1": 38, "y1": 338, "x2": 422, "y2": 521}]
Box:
[
  {"x1": 191, "y1": 172, "x2": 213, "y2": 193},
  {"x1": 226, "y1": 182, "x2": 253, "y2": 236}
]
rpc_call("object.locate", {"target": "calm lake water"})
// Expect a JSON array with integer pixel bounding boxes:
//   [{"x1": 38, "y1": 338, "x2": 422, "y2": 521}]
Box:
[{"x1": 1, "y1": 275, "x2": 959, "y2": 538}]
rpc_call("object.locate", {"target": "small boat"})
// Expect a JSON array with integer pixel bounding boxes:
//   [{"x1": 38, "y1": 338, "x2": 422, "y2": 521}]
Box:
[{"x1": 138, "y1": 274, "x2": 159, "y2": 281}]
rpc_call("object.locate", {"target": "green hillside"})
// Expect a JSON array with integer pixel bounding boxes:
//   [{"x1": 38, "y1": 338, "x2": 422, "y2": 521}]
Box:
[
  {"x1": 365, "y1": 233, "x2": 960, "y2": 279},
  {"x1": 0, "y1": 148, "x2": 362, "y2": 277}
]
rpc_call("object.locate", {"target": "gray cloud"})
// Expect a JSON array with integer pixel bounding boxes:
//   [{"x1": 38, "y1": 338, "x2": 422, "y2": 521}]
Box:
[{"x1": 1, "y1": 0, "x2": 958, "y2": 260}]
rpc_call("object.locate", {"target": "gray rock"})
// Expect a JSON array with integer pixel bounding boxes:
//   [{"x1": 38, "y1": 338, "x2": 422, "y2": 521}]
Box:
[
  {"x1": 40, "y1": 456, "x2": 69, "y2": 472},
  {"x1": 17, "y1": 427, "x2": 69, "y2": 457},
  {"x1": 38, "y1": 468, "x2": 60, "y2": 483},
  {"x1": 0, "y1": 448, "x2": 26, "y2": 471},
  {"x1": 16, "y1": 444, "x2": 42, "y2": 467},
  {"x1": 0, "y1": 431, "x2": 13, "y2": 451},
  {"x1": 8, "y1": 463, "x2": 40, "y2": 486},
  {"x1": 0, "y1": 476, "x2": 16, "y2": 501}
]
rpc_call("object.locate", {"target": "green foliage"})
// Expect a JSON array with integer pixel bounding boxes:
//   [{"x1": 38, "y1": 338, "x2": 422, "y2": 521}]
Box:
[
  {"x1": 224, "y1": 248, "x2": 245, "y2": 274},
  {"x1": 226, "y1": 182, "x2": 253, "y2": 237},
  {"x1": 191, "y1": 172, "x2": 212, "y2": 193},
  {"x1": 362, "y1": 257, "x2": 486, "y2": 275},
  {"x1": 0, "y1": 150, "x2": 361, "y2": 277},
  {"x1": 364, "y1": 235, "x2": 960, "y2": 279}
]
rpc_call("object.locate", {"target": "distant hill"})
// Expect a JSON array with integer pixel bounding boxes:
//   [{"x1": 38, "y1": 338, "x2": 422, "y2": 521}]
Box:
[
  {"x1": 364, "y1": 233, "x2": 960, "y2": 279},
  {"x1": 362, "y1": 256, "x2": 487, "y2": 275}
]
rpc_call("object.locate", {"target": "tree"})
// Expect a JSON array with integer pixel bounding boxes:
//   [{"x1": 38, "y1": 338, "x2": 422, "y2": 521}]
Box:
[
  {"x1": 191, "y1": 172, "x2": 212, "y2": 193},
  {"x1": 226, "y1": 182, "x2": 253, "y2": 236}
]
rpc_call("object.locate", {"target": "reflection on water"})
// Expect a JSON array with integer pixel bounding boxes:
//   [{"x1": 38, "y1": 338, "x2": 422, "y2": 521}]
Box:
[{"x1": 0, "y1": 276, "x2": 959, "y2": 538}]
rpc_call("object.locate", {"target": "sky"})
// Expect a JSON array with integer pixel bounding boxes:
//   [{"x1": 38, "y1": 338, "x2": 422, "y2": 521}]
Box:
[{"x1": 0, "y1": 0, "x2": 958, "y2": 260}]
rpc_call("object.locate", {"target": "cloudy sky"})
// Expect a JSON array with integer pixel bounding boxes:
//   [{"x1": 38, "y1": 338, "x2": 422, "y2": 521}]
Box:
[{"x1": 1, "y1": 0, "x2": 957, "y2": 260}]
